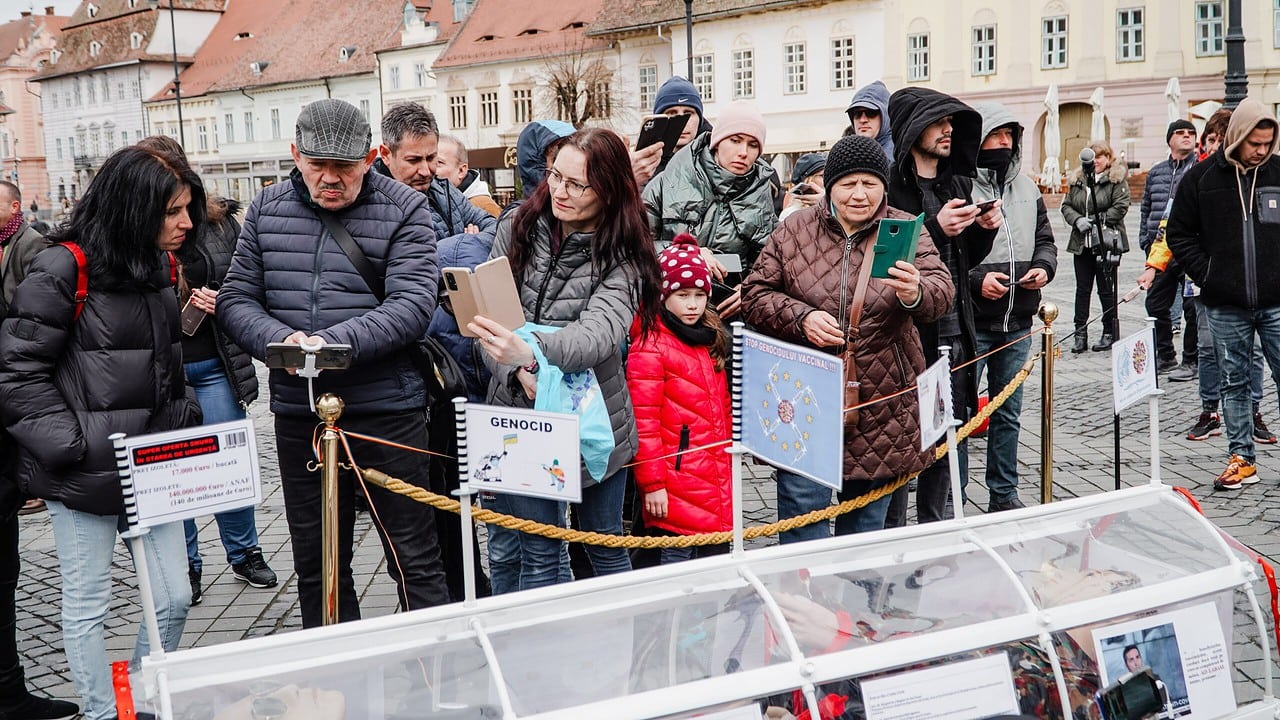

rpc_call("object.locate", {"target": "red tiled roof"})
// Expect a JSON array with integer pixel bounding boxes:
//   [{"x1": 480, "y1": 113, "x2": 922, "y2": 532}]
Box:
[
  {"x1": 433, "y1": 0, "x2": 607, "y2": 70},
  {"x1": 589, "y1": 0, "x2": 818, "y2": 36},
  {"x1": 32, "y1": 7, "x2": 190, "y2": 80},
  {"x1": 157, "y1": 0, "x2": 408, "y2": 100},
  {"x1": 374, "y1": 0, "x2": 465, "y2": 53},
  {"x1": 0, "y1": 12, "x2": 68, "y2": 60},
  {"x1": 63, "y1": 0, "x2": 223, "y2": 30}
]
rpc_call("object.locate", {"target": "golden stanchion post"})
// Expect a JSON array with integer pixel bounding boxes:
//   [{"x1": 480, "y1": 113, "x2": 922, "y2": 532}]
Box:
[
  {"x1": 1038, "y1": 303, "x2": 1058, "y2": 505},
  {"x1": 315, "y1": 393, "x2": 345, "y2": 626}
]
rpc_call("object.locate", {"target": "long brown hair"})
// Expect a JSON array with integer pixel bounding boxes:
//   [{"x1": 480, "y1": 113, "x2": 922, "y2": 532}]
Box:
[{"x1": 701, "y1": 307, "x2": 730, "y2": 372}]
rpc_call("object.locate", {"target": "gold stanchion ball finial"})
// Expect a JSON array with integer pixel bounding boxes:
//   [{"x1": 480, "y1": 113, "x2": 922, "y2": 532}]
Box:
[
  {"x1": 315, "y1": 394, "x2": 345, "y2": 425},
  {"x1": 1038, "y1": 302, "x2": 1059, "y2": 326}
]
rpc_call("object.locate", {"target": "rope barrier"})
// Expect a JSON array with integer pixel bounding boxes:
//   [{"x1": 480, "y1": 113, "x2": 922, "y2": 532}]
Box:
[{"x1": 345, "y1": 352, "x2": 1040, "y2": 548}]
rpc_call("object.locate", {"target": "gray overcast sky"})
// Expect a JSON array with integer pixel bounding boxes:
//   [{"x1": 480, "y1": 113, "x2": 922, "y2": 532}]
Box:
[{"x1": 0, "y1": 0, "x2": 81, "y2": 23}]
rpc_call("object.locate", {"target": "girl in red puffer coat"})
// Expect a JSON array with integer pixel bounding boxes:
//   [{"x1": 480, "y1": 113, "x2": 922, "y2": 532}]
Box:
[{"x1": 627, "y1": 233, "x2": 733, "y2": 563}]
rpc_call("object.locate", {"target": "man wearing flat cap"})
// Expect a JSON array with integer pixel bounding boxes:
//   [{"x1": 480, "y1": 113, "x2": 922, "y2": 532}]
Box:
[{"x1": 220, "y1": 98, "x2": 449, "y2": 626}]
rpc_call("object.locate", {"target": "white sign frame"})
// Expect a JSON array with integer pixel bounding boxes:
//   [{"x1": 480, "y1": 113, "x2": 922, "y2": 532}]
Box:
[
  {"x1": 862, "y1": 652, "x2": 1019, "y2": 720},
  {"x1": 916, "y1": 355, "x2": 952, "y2": 451},
  {"x1": 465, "y1": 404, "x2": 582, "y2": 503},
  {"x1": 1112, "y1": 326, "x2": 1158, "y2": 414},
  {"x1": 123, "y1": 419, "x2": 261, "y2": 529}
]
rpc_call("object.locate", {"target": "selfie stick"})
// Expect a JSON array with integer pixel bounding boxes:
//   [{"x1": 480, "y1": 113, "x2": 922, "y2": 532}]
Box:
[
  {"x1": 731, "y1": 322, "x2": 746, "y2": 556},
  {"x1": 453, "y1": 397, "x2": 478, "y2": 606},
  {"x1": 939, "y1": 346, "x2": 964, "y2": 521},
  {"x1": 298, "y1": 337, "x2": 325, "y2": 413}
]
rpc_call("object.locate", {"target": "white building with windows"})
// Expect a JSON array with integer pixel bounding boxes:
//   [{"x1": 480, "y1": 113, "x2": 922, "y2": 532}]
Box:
[
  {"x1": 375, "y1": 1, "x2": 469, "y2": 117},
  {"x1": 590, "y1": 0, "x2": 886, "y2": 168},
  {"x1": 36, "y1": 0, "x2": 222, "y2": 202}
]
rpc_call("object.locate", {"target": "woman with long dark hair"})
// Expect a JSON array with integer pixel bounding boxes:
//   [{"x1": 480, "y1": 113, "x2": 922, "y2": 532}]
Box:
[
  {"x1": 0, "y1": 146, "x2": 202, "y2": 720},
  {"x1": 468, "y1": 127, "x2": 662, "y2": 592}
]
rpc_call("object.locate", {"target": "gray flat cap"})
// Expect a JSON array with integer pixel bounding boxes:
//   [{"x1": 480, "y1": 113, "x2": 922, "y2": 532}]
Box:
[{"x1": 295, "y1": 99, "x2": 371, "y2": 162}]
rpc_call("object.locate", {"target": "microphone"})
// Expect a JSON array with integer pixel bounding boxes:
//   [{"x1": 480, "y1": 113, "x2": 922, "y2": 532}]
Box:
[{"x1": 1079, "y1": 147, "x2": 1096, "y2": 176}]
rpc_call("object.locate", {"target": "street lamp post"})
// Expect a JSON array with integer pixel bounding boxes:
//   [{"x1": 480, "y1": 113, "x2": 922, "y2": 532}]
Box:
[
  {"x1": 149, "y1": 0, "x2": 184, "y2": 147},
  {"x1": 1224, "y1": 0, "x2": 1247, "y2": 108},
  {"x1": 684, "y1": 0, "x2": 693, "y2": 80}
]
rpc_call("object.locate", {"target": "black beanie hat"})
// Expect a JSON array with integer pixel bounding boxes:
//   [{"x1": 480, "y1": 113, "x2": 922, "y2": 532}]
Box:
[
  {"x1": 1167, "y1": 119, "x2": 1196, "y2": 144},
  {"x1": 824, "y1": 134, "x2": 889, "y2": 193}
]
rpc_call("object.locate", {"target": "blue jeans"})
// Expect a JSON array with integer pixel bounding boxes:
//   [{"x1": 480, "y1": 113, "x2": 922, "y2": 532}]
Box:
[
  {"x1": 1194, "y1": 297, "x2": 1265, "y2": 407},
  {"x1": 776, "y1": 470, "x2": 893, "y2": 543},
  {"x1": 46, "y1": 502, "x2": 189, "y2": 720},
  {"x1": 975, "y1": 329, "x2": 1032, "y2": 503},
  {"x1": 182, "y1": 358, "x2": 259, "y2": 571},
  {"x1": 486, "y1": 469, "x2": 630, "y2": 593},
  {"x1": 1203, "y1": 304, "x2": 1280, "y2": 461}
]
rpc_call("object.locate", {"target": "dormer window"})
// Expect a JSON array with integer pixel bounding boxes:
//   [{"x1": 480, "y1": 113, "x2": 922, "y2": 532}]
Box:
[
  {"x1": 250, "y1": 60, "x2": 269, "y2": 75},
  {"x1": 127, "y1": 0, "x2": 138, "y2": 8},
  {"x1": 86, "y1": 3, "x2": 98, "y2": 17},
  {"x1": 477, "y1": 34, "x2": 494, "y2": 41},
  {"x1": 130, "y1": 32, "x2": 143, "y2": 49},
  {"x1": 234, "y1": 31, "x2": 252, "y2": 40},
  {"x1": 89, "y1": 40, "x2": 102, "y2": 57},
  {"x1": 563, "y1": 21, "x2": 585, "y2": 30},
  {"x1": 48, "y1": 49, "x2": 59, "y2": 64},
  {"x1": 339, "y1": 46, "x2": 356, "y2": 62},
  {"x1": 518, "y1": 28, "x2": 540, "y2": 36}
]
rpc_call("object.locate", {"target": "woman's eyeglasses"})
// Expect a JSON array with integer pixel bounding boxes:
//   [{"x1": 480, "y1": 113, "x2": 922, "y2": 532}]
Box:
[{"x1": 546, "y1": 168, "x2": 591, "y2": 199}]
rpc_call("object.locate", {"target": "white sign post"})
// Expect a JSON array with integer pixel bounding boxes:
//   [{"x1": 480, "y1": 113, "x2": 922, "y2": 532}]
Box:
[
  {"x1": 1111, "y1": 322, "x2": 1163, "y2": 488},
  {"x1": 464, "y1": 404, "x2": 582, "y2": 503},
  {"x1": 917, "y1": 351, "x2": 962, "y2": 520}
]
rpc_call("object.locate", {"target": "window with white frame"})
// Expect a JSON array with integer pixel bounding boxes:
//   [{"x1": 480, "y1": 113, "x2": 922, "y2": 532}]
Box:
[
  {"x1": 101, "y1": 76, "x2": 109, "y2": 101},
  {"x1": 907, "y1": 33, "x2": 929, "y2": 81},
  {"x1": 449, "y1": 94, "x2": 467, "y2": 129},
  {"x1": 73, "y1": 79, "x2": 82, "y2": 105},
  {"x1": 50, "y1": 91, "x2": 57, "y2": 109},
  {"x1": 480, "y1": 91, "x2": 498, "y2": 126},
  {"x1": 224, "y1": 113, "x2": 234, "y2": 143},
  {"x1": 389, "y1": 65, "x2": 400, "y2": 90},
  {"x1": 270, "y1": 108, "x2": 280, "y2": 139},
  {"x1": 588, "y1": 82, "x2": 611, "y2": 117},
  {"x1": 244, "y1": 111, "x2": 255, "y2": 142},
  {"x1": 197, "y1": 124, "x2": 209, "y2": 151},
  {"x1": 360, "y1": 99, "x2": 370, "y2": 121},
  {"x1": 69, "y1": 135, "x2": 75, "y2": 158},
  {"x1": 87, "y1": 77, "x2": 96, "y2": 104},
  {"x1": 131, "y1": 79, "x2": 140, "y2": 98},
  {"x1": 1117, "y1": 7, "x2": 1144, "y2": 61},
  {"x1": 414, "y1": 62, "x2": 427, "y2": 88},
  {"x1": 1041, "y1": 15, "x2": 1068, "y2": 68},
  {"x1": 971, "y1": 25, "x2": 996, "y2": 76},
  {"x1": 120, "y1": 130, "x2": 128, "y2": 147},
  {"x1": 783, "y1": 42, "x2": 806, "y2": 94},
  {"x1": 692, "y1": 54, "x2": 714, "y2": 102},
  {"x1": 1275, "y1": 0, "x2": 1280, "y2": 47},
  {"x1": 1196, "y1": 1, "x2": 1224, "y2": 56},
  {"x1": 55, "y1": 138, "x2": 61, "y2": 160},
  {"x1": 512, "y1": 87, "x2": 532, "y2": 124},
  {"x1": 638, "y1": 64, "x2": 657, "y2": 111},
  {"x1": 830, "y1": 36, "x2": 855, "y2": 90},
  {"x1": 732, "y1": 49, "x2": 754, "y2": 99}
]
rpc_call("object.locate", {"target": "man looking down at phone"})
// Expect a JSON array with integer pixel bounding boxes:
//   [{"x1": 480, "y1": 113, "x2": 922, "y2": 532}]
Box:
[
  {"x1": 219, "y1": 98, "x2": 449, "y2": 626},
  {"x1": 780, "y1": 153, "x2": 826, "y2": 221},
  {"x1": 967, "y1": 103, "x2": 1058, "y2": 512},
  {"x1": 885, "y1": 87, "x2": 1001, "y2": 526}
]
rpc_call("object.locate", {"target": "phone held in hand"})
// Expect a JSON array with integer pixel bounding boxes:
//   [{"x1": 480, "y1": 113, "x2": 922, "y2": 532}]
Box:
[
  {"x1": 443, "y1": 256, "x2": 526, "y2": 338},
  {"x1": 969, "y1": 198, "x2": 999, "y2": 216},
  {"x1": 264, "y1": 343, "x2": 354, "y2": 371}
]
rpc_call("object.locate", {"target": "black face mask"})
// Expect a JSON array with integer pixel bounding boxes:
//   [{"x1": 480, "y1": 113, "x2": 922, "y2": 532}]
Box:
[{"x1": 977, "y1": 147, "x2": 1013, "y2": 187}]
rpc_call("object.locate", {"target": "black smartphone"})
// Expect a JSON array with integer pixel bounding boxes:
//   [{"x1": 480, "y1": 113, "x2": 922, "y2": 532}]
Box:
[
  {"x1": 970, "y1": 198, "x2": 999, "y2": 216},
  {"x1": 264, "y1": 342, "x2": 354, "y2": 371},
  {"x1": 998, "y1": 276, "x2": 1017, "y2": 288},
  {"x1": 791, "y1": 183, "x2": 821, "y2": 196}
]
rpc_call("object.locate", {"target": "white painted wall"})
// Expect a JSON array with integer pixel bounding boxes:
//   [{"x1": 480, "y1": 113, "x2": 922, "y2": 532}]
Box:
[{"x1": 147, "y1": 8, "x2": 222, "y2": 58}]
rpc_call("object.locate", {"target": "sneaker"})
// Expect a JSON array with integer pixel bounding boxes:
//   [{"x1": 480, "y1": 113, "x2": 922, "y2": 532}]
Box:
[
  {"x1": 1187, "y1": 412, "x2": 1222, "y2": 441},
  {"x1": 1255, "y1": 413, "x2": 1278, "y2": 444},
  {"x1": 232, "y1": 548, "x2": 278, "y2": 588},
  {"x1": 188, "y1": 568, "x2": 202, "y2": 606},
  {"x1": 1167, "y1": 363, "x2": 1198, "y2": 382},
  {"x1": 1214, "y1": 454, "x2": 1259, "y2": 490},
  {"x1": 987, "y1": 496, "x2": 1026, "y2": 513},
  {"x1": 0, "y1": 693, "x2": 79, "y2": 720},
  {"x1": 1157, "y1": 357, "x2": 1179, "y2": 374}
]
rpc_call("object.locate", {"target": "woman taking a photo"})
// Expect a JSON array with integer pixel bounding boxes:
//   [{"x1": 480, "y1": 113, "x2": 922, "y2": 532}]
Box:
[
  {"x1": 468, "y1": 127, "x2": 661, "y2": 592},
  {"x1": 1061, "y1": 140, "x2": 1131, "y2": 353},
  {"x1": 742, "y1": 134, "x2": 954, "y2": 537},
  {"x1": 0, "y1": 146, "x2": 201, "y2": 720}
]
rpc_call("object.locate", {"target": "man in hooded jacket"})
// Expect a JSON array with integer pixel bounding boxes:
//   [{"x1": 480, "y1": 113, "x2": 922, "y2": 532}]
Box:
[
  {"x1": 846, "y1": 80, "x2": 894, "y2": 160},
  {"x1": 885, "y1": 87, "x2": 1001, "y2": 525},
  {"x1": 1166, "y1": 97, "x2": 1280, "y2": 491}
]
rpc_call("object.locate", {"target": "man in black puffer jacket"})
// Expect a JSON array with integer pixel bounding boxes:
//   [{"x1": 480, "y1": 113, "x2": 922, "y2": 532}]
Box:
[{"x1": 219, "y1": 98, "x2": 449, "y2": 626}]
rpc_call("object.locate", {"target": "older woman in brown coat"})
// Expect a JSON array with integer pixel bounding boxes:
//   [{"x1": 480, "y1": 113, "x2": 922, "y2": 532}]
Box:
[{"x1": 742, "y1": 134, "x2": 954, "y2": 541}]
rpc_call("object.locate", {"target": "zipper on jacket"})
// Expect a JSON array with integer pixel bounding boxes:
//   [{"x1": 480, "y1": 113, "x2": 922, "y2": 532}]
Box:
[
  {"x1": 674, "y1": 424, "x2": 690, "y2": 470},
  {"x1": 1244, "y1": 202, "x2": 1259, "y2": 308},
  {"x1": 200, "y1": 243, "x2": 251, "y2": 408},
  {"x1": 837, "y1": 234, "x2": 854, "y2": 341},
  {"x1": 1000, "y1": 221, "x2": 1017, "y2": 332},
  {"x1": 532, "y1": 234, "x2": 568, "y2": 324},
  {"x1": 311, "y1": 228, "x2": 326, "y2": 332}
]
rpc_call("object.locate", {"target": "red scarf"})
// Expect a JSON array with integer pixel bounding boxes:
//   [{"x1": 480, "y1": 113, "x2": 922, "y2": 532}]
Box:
[{"x1": 0, "y1": 213, "x2": 22, "y2": 245}]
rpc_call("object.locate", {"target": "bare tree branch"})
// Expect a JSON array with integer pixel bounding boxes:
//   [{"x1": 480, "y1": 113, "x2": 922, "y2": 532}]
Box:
[{"x1": 538, "y1": 38, "x2": 621, "y2": 128}]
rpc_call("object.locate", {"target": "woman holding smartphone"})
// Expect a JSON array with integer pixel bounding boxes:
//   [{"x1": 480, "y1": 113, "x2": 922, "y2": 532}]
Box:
[{"x1": 468, "y1": 127, "x2": 661, "y2": 592}]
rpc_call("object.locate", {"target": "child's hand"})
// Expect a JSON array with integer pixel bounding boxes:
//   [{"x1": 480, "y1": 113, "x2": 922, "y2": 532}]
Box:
[{"x1": 644, "y1": 489, "x2": 669, "y2": 518}]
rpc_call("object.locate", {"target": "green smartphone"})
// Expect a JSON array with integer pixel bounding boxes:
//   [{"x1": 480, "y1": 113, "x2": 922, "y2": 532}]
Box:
[{"x1": 870, "y1": 213, "x2": 924, "y2": 279}]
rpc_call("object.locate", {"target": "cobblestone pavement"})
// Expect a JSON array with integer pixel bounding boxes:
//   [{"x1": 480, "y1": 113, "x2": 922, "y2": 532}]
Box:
[{"x1": 15, "y1": 209, "x2": 1280, "y2": 708}]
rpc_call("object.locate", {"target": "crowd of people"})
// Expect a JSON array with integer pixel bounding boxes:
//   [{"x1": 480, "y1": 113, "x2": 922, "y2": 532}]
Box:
[{"x1": 0, "y1": 70, "x2": 1273, "y2": 718}]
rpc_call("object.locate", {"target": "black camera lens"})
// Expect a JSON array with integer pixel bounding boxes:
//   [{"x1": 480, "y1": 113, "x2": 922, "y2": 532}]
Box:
[{"x1": 446, "y1": 274, "x2": 458, "y2": 291}]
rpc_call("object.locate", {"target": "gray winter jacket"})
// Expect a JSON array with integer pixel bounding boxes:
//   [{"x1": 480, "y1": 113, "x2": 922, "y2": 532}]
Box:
[
  {"x1": 969, "y1": 103, "x2": 1058, "y2": 332},
  {"x1": 486, "y1": 211, "x2": 639, "y2": 482},
  {"x1": 1139, "y1": 153, "x2": 1196, "y2": 251},
  {"x1": 219, "y1": 169, "x2": 439, "y2": 416},
  {"x1": 643, "y1": 132, "x2": 777, "y2": 270},
  {"x1": 1061, "y1": 163, "x2": 1131, "y2": 255}
]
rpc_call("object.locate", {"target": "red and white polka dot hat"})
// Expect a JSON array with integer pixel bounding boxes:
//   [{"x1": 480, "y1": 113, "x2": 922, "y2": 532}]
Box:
[{"x1": 659, "y1": 233, "x2": 712, "y2": 299}]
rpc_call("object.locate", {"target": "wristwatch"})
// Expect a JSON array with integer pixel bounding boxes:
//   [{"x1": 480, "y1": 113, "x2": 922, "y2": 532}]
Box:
[{"x1": 522, "y1": 358, "x2": 541, "y2": 375}]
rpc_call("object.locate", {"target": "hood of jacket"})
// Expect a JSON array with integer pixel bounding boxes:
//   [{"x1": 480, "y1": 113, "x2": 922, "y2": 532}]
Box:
[
  {"x1": 972, "y1": 101, "x2": 1023, "y2": 179},
  {"x1": 888, "y1": 87, "x2": 983, "y2": 184},
  {"x1": 516, "y1": 120, "x2": 576, "y2": 197},
  {"x1": 1225, "y1": 97, "x2": 1280, "y2": 172},
  {"x1": 1066, "y1": 161, "x2": 1128, "y2": 187},
  {"x1": 846, "y1": 80, "x2": 895, "y2": 158}
]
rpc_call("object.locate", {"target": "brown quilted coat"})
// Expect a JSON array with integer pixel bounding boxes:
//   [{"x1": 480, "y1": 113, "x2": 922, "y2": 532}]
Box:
[{"x1": 741, "y1": 203, "x2": 954, "y2": 486}]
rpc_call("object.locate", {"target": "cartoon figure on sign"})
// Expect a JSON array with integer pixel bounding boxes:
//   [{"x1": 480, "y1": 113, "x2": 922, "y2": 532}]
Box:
[
  {"x1": 1131, "y1": 339, "x2": 1148, "y2": 375},
  {"x1": 756, "y1": 361, "x2": 819, "y2": 460},
  {"x1": 473, "y1": 434, "x2": 519, "y2": 483},
  {"x1": 564, "y1": 370, "x2": 602, "y2": 413},
  {"x1": 542, "y1": 458, "x2": 566, "y2": 491}
]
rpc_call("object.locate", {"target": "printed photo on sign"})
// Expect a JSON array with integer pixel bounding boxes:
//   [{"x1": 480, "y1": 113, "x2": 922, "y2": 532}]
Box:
[
  {"x1": 1112, "y1": 327, "x2": 1158, "y2": 414},
  {"x1": 465, "y1": 404, "x2": 582, "y2": 503},
  {"x1": 125, "y1": 419, "x2": 261, "y2": 529},
  {"x1": 916, "y1": 355, "x2": 952, "y2": 451},
  {"x1": 740, "y1": 329, "x2": 844, "y2": 490},
  {"x1": 1093, "y1": 601, "x2": 1236, "y2": 720}
]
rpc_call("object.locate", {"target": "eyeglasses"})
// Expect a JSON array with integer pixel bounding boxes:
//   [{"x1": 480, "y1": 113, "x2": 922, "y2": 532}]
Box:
[{"x1": 546, "y1": 168, "x2": 591, "y2": 199}]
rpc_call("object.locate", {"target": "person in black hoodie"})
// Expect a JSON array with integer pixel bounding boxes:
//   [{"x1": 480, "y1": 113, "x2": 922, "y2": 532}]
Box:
[{"x1": 884, "y1": 87, "x2": 1001, "y2": 525}]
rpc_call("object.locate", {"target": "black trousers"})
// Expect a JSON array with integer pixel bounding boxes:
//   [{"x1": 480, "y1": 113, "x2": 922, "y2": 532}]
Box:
[
  {"x1": 1145, "y1": 263, "x2": 1196, "y2": 364},
  {"x1": 276, "y1": 411, "x2": 449, "y2": 628},
  {"x1": 1072, "y1": 252, "x2": 1119, "y2": 337},
  {"x1": 0, "y1": 513, "x2": 26, "y2": 701}
]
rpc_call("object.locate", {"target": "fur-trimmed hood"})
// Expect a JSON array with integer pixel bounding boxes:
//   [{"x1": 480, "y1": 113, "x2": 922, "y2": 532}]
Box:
[{"x1": 1066, "y1": 162, "x2": 1128, "y2": 187}]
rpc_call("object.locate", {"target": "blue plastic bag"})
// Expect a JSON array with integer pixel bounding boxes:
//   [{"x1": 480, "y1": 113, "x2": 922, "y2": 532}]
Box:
[{"x1": 515, "y1": 324, "x2": 615, "y2": 483}]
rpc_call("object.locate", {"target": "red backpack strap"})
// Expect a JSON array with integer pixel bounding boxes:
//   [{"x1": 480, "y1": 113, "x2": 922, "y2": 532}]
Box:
[{"x1": 58, "y1": 241, "x2": 89, "y2": 322}]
